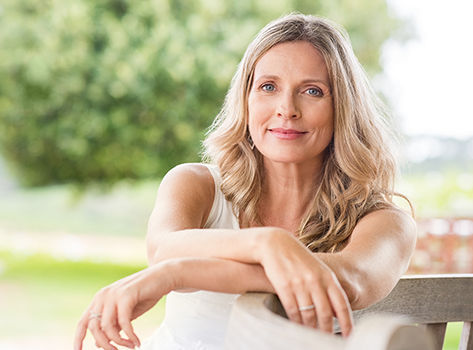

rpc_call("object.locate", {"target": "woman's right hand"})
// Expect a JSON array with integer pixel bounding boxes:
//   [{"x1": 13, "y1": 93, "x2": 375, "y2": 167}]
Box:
[
  {"x1": 258, "y1": 228, "x2": 353, "y2": 337},
  {"x1": 73, "y1": 261, "x2": 178, "y2": 350}
]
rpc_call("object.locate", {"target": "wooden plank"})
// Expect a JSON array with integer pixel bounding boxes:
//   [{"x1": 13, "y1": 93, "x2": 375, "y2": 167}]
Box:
[
  {"x1": 425, "y1": 323, "x2": 447, "y2": 350},
  {"x1": 233, "y1": 276, "x2": 473, "y2": 349},
  {"x1": 225, "y1": 293, "x2": 345, "y2": 350},
  {"x1": 345, "y1": 316, "x2": 434, "y2": 350},
  {"x1": 460, "y1": 322, "x2": 473, "y2": 350},
  {"x1": 226, "y1": 293, "x2": 434, "y2": 350},
  {"x1": 354, "y1": 275, "x2": 473, "y2": 323}
]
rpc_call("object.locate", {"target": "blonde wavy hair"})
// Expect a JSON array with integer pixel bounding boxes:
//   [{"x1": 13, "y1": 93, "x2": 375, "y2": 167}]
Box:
[{"x1": 203, "y1": 13, "x2": 410, "y2": 252}]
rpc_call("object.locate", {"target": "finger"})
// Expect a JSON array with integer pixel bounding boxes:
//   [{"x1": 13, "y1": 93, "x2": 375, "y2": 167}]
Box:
[
  {"x1": 88, "y1": 316, "x2": 118, "y2": 350},
  {"x1": 101, "y1": 303, "x2": 136, "y2": 349},
  {"x1": 117, "y1": 298, "x2": 141, "y2": 348},
  {"x1": 327, "y1": 284, "x2": 353, "y2": 337},
  {"x1": 311, "y1": 288, "x2": 334, "y2": 333},
  {"x1": 73, "y1": 315, "x2": 89, "y2": 350},
  {"x1": 296, "y1": 295, "x2": 317, "y2": 328},
  {"x1": 277, "y1": 289, "x2": 302, "y2": 324}
]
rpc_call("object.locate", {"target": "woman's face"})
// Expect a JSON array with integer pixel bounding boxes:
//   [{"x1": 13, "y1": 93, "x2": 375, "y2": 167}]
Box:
[{"x1": 248, "y1": 41, "x2": 334, "y2": 166}]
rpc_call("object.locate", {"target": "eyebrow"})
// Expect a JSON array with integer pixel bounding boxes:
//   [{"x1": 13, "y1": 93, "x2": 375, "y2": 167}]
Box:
[{"x1": 253, "y1": 74, "x2": 331, "y2": 88}]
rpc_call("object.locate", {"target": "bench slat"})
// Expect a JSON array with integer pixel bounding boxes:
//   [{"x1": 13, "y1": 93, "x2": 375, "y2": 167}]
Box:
[
  {"x1": 460, "y1": 322, "x2": 473, "y2": 350},
  {"x1": 226, "y1": 275, "x2": 473, "y2": 349},
  {"x1": 354, "y1": 275, "x2": 473, "y2": 323},
  {"x1": 226, "y1": 293, "x2": 434, "y2": 350},
  {"x1": 425, "y1": 323, "x2": 447, "y2": 350}
]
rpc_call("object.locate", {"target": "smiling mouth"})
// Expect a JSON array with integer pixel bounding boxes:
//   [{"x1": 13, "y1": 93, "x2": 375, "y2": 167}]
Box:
[
  {"x1": 268, "y1": 128, "x2": 308, "y2": 134},
  {"x1": 268, "y1": 128, "x2": 308, "y2": 140}
]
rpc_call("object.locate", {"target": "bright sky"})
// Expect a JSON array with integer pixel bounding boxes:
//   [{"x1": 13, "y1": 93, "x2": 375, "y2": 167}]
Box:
[{"x1": 381, "y1": 0, "x2": 473, "y2": 139}]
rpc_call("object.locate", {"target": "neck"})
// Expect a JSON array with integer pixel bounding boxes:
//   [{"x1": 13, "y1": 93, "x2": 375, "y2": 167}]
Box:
[{"x1": 257, "y1": 159, "x2": 323, "y2": 232}]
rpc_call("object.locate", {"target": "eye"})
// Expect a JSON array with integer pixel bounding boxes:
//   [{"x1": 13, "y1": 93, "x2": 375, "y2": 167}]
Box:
[
  {"x1": 261, "y1": 83, "x2": 276, "y2": 92},
  {"x1": 306, "y1": 87, "x2": 323, "y2": 97}
]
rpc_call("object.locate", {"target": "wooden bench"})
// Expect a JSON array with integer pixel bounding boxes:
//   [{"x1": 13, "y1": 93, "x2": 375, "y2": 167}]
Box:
[{"x1": 225, "y1": 274, "x2": 473, "y2": 350}]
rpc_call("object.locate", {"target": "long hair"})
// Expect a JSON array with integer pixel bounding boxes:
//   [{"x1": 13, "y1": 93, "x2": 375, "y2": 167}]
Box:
[{"x1": 203, "y1": 13, "x2": 408, "y2": 252}]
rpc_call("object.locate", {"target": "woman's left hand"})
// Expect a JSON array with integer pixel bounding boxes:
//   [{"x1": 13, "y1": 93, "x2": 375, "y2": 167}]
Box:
[
  {"x1": 258, "y1": 228, "x2": 354, "y2": 337},
  {"x1": 73, "y1": 262, "x2": 177, "y2": 350}
]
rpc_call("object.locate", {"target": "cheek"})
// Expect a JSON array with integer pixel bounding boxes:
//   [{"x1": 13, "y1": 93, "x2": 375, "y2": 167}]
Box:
[
  {"x1": 247, "y1": 96, "x2": 268, "y2": 134},
  {"x1": 326, "y1": 113, "x2": 334, "y2": 133},
  {"x1": 247, "y1": 115, "x2": 261, "y2": 142},
  {"x1": 315, "y1": 102, "x2": 334, "y2": 130}
]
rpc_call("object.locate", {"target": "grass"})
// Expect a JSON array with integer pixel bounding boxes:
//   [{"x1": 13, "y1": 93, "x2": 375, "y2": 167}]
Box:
[
  {"x1": 444, "y1": 322, "x2": 463, "y2": 350},
  {"x1": 0, "y1": 180, "x2": 159, "y2": 237},
  {"x1": 0, "y1": 250, "x2": 165, "y2": 350}
]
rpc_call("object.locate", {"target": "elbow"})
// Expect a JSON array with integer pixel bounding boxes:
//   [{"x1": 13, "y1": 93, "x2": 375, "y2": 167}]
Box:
[
  {"x1": 147, "y1": 249, "x2": 159, "y2": 266},
  {"x1": 345, "y1": 269, "x2": 380, "y2": 310},
  {"x1": 146, "y1": 246, "x2": 158, "y2": 266},
  {"x1": 146, "y1": 235, "x2": 165, "y2": 266},
  {"x1": 349, "y1": 268, "x2": 401, "y2": 310},
  {"x1": 339, "y1": 264, "x2": 385, "y2": 311},
  {"x1": 147, "y1": 245, "x2": 168, "y2": 266},
  {"x1": 342, "y1": 272, "x2": 363, "y2": 310},
  {"x1": 331, "y1": 259, "x2": 363, "y2": 309}
]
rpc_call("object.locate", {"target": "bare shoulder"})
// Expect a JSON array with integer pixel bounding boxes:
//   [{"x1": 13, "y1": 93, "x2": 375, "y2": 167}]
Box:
[
  {"x1": 158, "y1": 163, "x2": 215, "y2": 202},
  {"x1": 161, "y1": 163, "x2": 214, "y2": 187},
  {"x1": 147, "y1": 163, "x2": 217, "y2": 230},
  {"x1": 352, "y1": 208, "x2": 417, "y2": 248},
  {"x1": 358, "y1": 208, "x2": 416, "y2": 227}
]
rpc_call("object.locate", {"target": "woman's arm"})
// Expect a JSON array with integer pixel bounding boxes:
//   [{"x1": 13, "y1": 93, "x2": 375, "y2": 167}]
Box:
[
  {"x1": 146, "y1": 163, "x2": 265, "y2": 265},
  {"x1": 147, "y1": 164, "x2": 414, "y2": 329},
  {"x1": 75, "y1": 164, "x2": 358, "y2": 350},
  {"x1": 147, "y1": 164, "x2": 415, "y2": 308},
  {"x1": 317, "y1": 208, "x2": 417, "y2": 310},
  {"x1": 73, "y1": 258, "x2": 274, "y2": 350},
  {"x1": 146, "y1": 164, "x2": 353, "y2": 334},
  {"x1": 170, "y1": 257, "x2": 274, "y2": 294}
]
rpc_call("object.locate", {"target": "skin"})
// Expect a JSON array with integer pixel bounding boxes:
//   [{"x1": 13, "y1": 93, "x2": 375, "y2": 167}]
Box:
[
  {"x1": 247, "y1": 40, "x2": 334, "y2": 232},
  {"x1": 74, "y1": 41, "x2": 417, "y2": 350}
]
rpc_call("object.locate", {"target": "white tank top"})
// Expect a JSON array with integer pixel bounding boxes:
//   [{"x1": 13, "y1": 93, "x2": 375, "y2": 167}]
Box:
[
  {"x1": 203, "y1": 164, "x2": 240, "y2": 230},
  {"x1": 141, "y1": 164, "x2": 241, "y2": 350}
]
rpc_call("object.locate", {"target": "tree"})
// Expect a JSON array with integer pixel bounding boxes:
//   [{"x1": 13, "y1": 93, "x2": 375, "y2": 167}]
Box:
[{"x1": 0, "y1": 0, "x2": 403, "y2": 186}]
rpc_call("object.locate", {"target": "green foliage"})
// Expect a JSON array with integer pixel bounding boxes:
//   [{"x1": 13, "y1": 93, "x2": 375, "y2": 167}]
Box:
[{"x1": 0, "y1": 0, "x2": 402, "y2": 186}]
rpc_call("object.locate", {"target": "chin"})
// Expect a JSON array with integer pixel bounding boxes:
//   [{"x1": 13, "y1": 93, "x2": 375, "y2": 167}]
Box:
[{"x1": 259, "y1": 150, "x2": 313, "y2": 164}]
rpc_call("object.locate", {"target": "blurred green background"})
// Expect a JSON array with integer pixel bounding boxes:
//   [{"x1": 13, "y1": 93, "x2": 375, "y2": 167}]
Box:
[
  {"x1": 0, "y1": 0, "x2": 470, "y2": 349},
  {"x1": 0, "y1": 0, "x2": 398, "y2": 187}
]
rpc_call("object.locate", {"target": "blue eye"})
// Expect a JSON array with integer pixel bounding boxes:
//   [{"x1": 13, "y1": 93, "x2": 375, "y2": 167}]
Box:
[
  {"x1": 306, "y1": 88, "x2": 323, "y2": 96},
  {"x1": 261, "y1": 83, "x2": 275, "y2": 92}
]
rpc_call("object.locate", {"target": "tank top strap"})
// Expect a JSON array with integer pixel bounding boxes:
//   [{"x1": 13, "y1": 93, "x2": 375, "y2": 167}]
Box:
[{"x1": 201, "y1": 164, "x2": 239, "y2": 229}]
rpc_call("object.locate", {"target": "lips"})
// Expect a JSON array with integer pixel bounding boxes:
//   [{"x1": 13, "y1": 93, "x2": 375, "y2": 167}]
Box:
[
  {"x1": 268, "y1": 128, "x2": 308, "y2": 140},
  {"x1": 268, "y1": 128, "x2": 307, "y2": 134}
]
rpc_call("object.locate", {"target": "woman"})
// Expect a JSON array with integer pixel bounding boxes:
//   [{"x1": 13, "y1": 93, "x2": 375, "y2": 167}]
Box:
[{"x1": 74, "y1": 13, "x2": 416, "y2": 350}]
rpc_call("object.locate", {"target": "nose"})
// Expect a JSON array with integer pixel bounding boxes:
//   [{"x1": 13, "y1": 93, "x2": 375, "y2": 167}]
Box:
[{"x1": 276, "y1": 91, "x2": 300, "y2": 119}]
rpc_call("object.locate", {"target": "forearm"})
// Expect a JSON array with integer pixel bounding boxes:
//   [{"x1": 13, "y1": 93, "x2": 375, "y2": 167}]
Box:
[
  {"x1": 316, "y1": 253, "x2": 363, "y2": 309},
  {"x1": 147, "y1": 227, "x2": 272, "y2": 266},
  {"x1": 154, "y1": 230, "x2": 361, "y2": 304},
  {"x1": 149, "y1": 227, "x2": 379, "y2": 309},
  {"x1": 168, "y1": 257, "x2": 275, "y2": 294}
]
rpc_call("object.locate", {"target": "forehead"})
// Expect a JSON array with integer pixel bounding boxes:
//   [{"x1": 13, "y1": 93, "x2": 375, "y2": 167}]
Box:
[{"x1": 253, "y1": 41, "x2": 329, "y2": 81}]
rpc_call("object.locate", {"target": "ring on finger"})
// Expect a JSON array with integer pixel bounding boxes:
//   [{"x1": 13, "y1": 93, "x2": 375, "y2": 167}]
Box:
[
  {"x1": 89, "y1": 311, "x2": 102, "y2": 320},
  {"x1": 299, "y1": 304, "x2": 316, "y2": 312}
]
